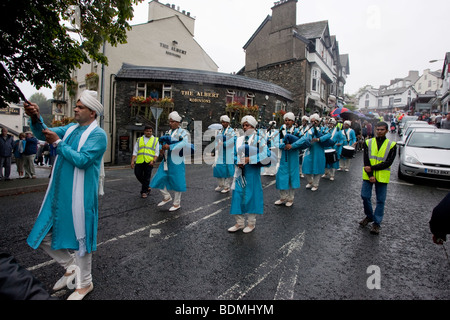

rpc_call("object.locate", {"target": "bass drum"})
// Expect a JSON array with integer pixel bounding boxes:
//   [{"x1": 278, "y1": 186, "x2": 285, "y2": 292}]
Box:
[
  {"x1": 325, "y1": 149, "x2": 337, "y2": 164},
  {"x1": 341, "y1": 146, "x2": 355, "y2": 158}
]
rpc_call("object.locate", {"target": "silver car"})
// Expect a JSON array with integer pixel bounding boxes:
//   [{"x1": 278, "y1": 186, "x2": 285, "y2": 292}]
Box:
[
  {"x1": 398, "y1": 122, "x2": 434, "y2": 155},
  {"x1": 397, "y1": 128, "x2": 450, "y2": 182}
]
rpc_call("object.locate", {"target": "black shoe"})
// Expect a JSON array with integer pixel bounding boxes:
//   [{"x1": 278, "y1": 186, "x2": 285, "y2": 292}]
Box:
[
  {"x1": 359, "y1": 217, "x2": 372, "y2": 227},
  {"x1": 370, "y1": 224, "x2": 380, "y2": 235}
]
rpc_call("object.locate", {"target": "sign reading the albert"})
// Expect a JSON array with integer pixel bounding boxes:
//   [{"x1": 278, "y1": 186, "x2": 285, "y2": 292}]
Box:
[
  {"x1": 181, "y1": 90, "x2": 220, "y2": 104},
  {"x1": 160, "y1": 42, "x2": 187, "y2": 58}
]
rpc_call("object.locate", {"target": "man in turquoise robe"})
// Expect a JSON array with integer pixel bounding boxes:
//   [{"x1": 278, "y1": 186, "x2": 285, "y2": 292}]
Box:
[
  {"x1": 274, "y1": 112, "x2": 310, "y2": 207},
  {"x1": 213, "y1": 115, "x2": 236, "y2": 193},
  {"x1": 228, "y1": 115, "x2": 276, "y2": 234},
  {"x1": 151, "y1": 111, "x2": 189, "y2": 212},
  {"x1": 24, "y1": 90, "x2": 107, "y2": 300},
  {"x1": 302, "y1": 114, "x2": 332, "y2": 191}
]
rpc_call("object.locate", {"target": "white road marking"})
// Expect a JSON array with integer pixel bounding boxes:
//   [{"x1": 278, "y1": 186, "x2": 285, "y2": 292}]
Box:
[
  {"x1": 26, "y1": 180, "x2": 276, "y2": 272},
  {"x1": 218, "y1": 231, "x2": 305, "y2": 300}
]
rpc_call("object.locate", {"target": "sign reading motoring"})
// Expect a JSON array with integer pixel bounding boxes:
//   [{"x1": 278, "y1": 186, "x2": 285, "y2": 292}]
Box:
[
  {"x1": 181, "y1": 90, "x2": 220, "y2": 104},
  {"x1": 160, "y1": 42, "x2": 187, "y2": 58}
]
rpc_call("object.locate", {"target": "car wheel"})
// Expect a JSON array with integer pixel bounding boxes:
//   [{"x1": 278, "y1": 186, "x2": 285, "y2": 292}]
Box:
[{"x1": 398, "y1": 164, "x2": 405, "y2": 180}]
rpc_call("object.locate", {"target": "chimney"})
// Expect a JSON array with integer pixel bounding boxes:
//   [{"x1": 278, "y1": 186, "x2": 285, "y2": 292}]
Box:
[{"x1": 271, "y1": 0, "x2": 298, "y2": 33}]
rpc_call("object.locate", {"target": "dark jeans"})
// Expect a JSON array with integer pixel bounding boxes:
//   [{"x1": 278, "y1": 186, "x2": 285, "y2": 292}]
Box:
[
  {"x1": 360, "y1": 180, "x2": 388, "y2": 226},
  {"x1": 134, "y1": 162, "x2": 154, "y2": 194}
]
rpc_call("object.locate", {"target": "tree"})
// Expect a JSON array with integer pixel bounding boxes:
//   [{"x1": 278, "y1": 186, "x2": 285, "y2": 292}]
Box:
[
  {"x1": 0, "y1": 0, "x2": 143, "y2": 107},
  {"x1": 29, "y1": 92, "x2": 52, "y2": 124}
]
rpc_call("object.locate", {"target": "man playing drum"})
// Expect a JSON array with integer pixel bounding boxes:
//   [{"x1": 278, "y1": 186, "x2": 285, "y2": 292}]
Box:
[
  {"x1": 323, "y1": 118, "x2": 343, "y2": 181},
  {"x1": 339, "y1": 120, "x2": 357, "y2": 171}
]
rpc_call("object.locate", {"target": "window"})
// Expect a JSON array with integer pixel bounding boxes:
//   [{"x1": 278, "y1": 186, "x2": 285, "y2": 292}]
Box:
[
  {"x1": 311, "y1": 68, "x2": 320, "y2": 93},
  {"x1": 274, "y1": 100, "x2": 285, "y2": 113},
  {"x1": 163, "y1": 84, "x2": 172, "y2": 98},
  {"x1": 378, "y1": 99, "x2": 382, "y2": 107},
  {"x1": 226, "y1": 90, "x2": 235, "y2": 104},
  {"x1": 389, "y1": 97, "x2": 394, "y2": 107},
  {"x1": 137, "y1": 82, "x2": 146, "y2": 97},
  {"x1": 246, "y1": 93, "x2": 255, "y2": 106}
]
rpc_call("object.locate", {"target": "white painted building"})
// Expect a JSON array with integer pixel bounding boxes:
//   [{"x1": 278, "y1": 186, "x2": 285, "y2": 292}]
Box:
[
  {"x1": 414, "y1": 69, "x2": 443, "y2": 94},
  {"x1": 57, "y1": 0, "x2": 218, "y2": 163}
]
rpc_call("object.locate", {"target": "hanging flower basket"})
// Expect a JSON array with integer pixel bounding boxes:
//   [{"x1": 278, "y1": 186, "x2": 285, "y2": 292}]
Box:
[
  {"x1": 129, "y1": 96, "x2": 174, "y2": 125},
  {"x1": 85, "y1": 72, "x2": 99, "y2": 90},
  {"x1": 68, "y1": 79, "x2": 78, "y2": 97}
]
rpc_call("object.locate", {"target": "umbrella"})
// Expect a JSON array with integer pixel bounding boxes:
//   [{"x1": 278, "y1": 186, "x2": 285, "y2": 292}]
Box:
[
  {"x1": 208, "y1": 123, "x2": 222, "y2": 130},
  {"x1": 330, "y1": 107, "x2": 349, "y2": 117},
  {"x1": 340, "y1": 110, "x2": 360, "y2": 121}
]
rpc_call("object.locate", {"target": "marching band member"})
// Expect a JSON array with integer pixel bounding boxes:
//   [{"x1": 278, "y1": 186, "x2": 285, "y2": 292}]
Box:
[
  {"x1": 150, "y1": 111, "x2": 188, "y2": 212},
  {"x1": 274, "y1": 112, "x2": 311, "y2": 207},
  {"x1": 262, "y1": 120, "x2": 279, "y2": 176},
  {"x1": 302, "y1": 113, "x2": 332, "y2": 191},
  {"x1": 298, "y1": 115, "x2": 310, "y2": 178},
  {"x1": 339, "y1": 120, "x2": 357, "y2": 171},
  {"x1": 213, "y1": 115, "x2": 236, "y2": 193},
  {"x1": 228, "y1": 115, "x2": 275, "y2": 233},
  {"x1": 322, "y1": 118, "x2": 343, "y2": 181}
]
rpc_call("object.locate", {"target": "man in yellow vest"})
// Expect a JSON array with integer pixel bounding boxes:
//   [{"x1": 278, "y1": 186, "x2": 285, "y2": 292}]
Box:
[
  {"x1": 359, "y1": 122, "x2": 397, "y2": 235},
  {"x1": 131, "y1": 125, "x2": 159, "y2": 198}
]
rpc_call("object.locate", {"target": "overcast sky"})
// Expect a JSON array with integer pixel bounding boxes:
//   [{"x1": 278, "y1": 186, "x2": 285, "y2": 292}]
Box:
[{"x1": 16, "y1": 0, "x2": 449, "y2": 100}]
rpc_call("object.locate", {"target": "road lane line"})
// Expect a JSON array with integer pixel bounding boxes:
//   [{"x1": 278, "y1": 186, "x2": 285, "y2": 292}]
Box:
[
  {"x1": 218, "y1": 231, "x2": 305, "y2": 300},
  {"x1": 27, "y1": 180, "x2": 276, "y2": 271}
]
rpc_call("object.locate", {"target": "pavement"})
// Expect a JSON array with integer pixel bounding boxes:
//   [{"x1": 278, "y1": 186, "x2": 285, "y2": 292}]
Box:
[{"x1": 0, "y1": 163, "x2": 130, "y2": 197}]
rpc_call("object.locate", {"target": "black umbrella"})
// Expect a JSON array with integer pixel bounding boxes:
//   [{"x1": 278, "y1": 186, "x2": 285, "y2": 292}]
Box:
[{"x1": 340, "y1": 110, "x2": 360, "y2": 121}]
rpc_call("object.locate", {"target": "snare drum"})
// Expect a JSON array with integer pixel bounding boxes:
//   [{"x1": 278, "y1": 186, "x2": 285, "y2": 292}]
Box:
[
  {"x1": 341, "y1": 146, "x2": 355, "y2": 158},
  {"x1": 325, "y1": 149, "x2": 337, "y2": 164}
]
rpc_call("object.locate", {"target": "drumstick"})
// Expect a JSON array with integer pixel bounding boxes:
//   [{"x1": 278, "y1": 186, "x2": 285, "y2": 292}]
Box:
[{"x1": 0, "y1": 64, "x2": 43, "y2": 124}]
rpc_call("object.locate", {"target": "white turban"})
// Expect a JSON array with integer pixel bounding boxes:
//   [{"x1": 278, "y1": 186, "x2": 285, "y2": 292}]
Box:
[
  {"x1": 344, "y1": 120, "x2": 352, "y2": 126},
  {"x1": 241, "y1": 115, "x2": 257, "y2": 128},
  {"x1": 220, "y1": 115, "x2": 230, "y2": 123},
  {"x1": 302, "y1": 116, "x2": 310, "y2": 122},
  {"x1": 269, "y1": 120, "x2": 276, "y2": 127},
  {"x1": 283, "y1": 112, "x2": 295, "y2": 121},
  {"x1": 310, "y1": 113, "x2": 321, "y2": 122},
  {"x1": 329, "y1": 118, "x2": 336, "y2": 124},
  {"x1": 168, "y1": 111, "x2": 182, "y2": 122},
  {"x1": 79, "y1": 90, "x2": 104, "y2": 115}
]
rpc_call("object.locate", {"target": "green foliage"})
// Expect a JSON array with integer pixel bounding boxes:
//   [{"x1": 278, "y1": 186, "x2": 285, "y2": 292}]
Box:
[{"x1": 0, "y1": 0, "x2": 143, "y2": 106}]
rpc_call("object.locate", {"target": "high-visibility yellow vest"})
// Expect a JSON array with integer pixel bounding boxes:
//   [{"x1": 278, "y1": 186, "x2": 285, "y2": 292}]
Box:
[
  {"x1": 362, "y1": 138, "x2": 396, "y2": 183},
  {"x1": 136, "y1": 136, "x2": 158, "y2": 163}
]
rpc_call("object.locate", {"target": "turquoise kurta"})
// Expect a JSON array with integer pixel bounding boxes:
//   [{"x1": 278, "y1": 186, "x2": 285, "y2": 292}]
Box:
[
  {"x1": 341, "y1": 128, "x2": 357, "y2": 159},
  {"x1": 213, "y1": 127, "x2": 236, "y2": 178},
  {"x1": 302, "y1": 126, "x2": 332, "y2": 175},
  {"x1": 325, "y1": 126, "x2": 344, "y2": 169},
  {"x1": 27, "y1": 120, "x2": 107, "y2": 253},
  {"x1": 230, "y1": 132, "x2": 275, "y2": 215},
  {"x1": 275, "y1": 126, "x2": 311, "y2": 190},
  {"x1": 150, "y1": 128, "x2": 188, "y2": 192}
]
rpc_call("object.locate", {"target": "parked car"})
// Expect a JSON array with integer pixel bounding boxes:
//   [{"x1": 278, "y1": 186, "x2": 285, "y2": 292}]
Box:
[
  {"x1": 398, "y1": 115, "x2": 418, "y2": 135},
  {"x1": 397, "y1": 128, "x2": 450, "y2": 182},
  {"x1": 398, "y1": 122, "x2": 434, "y2": 155}
]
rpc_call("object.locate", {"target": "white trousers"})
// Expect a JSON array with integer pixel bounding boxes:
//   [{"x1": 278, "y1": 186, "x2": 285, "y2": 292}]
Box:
[
  {"x1": 324, "y1": 168, "x2": 336, "y2": 177},
  {"x1": 306, "y1": 174, "x2": 321, "y2": 187},
  {"x1": 40, "y1": 232, "x2": 92, "y2": 289},
  {"x1": 217, "y1": 177, "x2": 232, "y2": 189},
  {"x1": 340, "y1": 158, "x2": 351, "y2": 169},
  {"x1": 161, "y1": 187, "x2": 182, "y2": 206},
  {"x1": 235, "y1": 214, "x2": 257, "y2": 227},
  {"x1": 279, "y1": 189, "x2": 295, "y2": 201}
]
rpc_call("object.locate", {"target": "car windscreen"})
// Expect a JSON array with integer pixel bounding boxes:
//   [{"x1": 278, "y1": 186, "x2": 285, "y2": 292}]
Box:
[{"x1": 407, "y1": 132, "x2": 450, "y2": 149}]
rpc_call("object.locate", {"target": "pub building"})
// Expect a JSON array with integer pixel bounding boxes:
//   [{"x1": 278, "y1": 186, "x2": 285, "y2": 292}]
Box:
[{"x1": 113, "y1": 63, "x2": 292, "y2": 165}]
